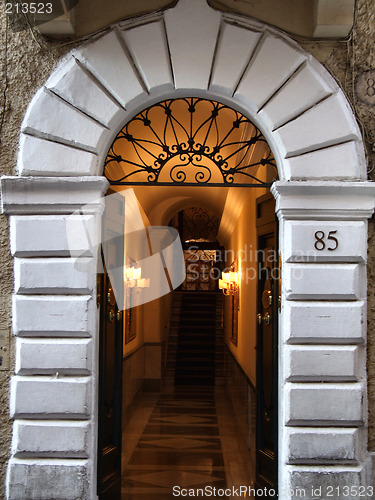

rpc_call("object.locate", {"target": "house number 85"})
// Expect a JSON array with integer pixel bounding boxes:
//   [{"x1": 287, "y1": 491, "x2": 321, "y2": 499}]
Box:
[{"x1": 314, "y1": 230, "x2": 339, "y2": 251}]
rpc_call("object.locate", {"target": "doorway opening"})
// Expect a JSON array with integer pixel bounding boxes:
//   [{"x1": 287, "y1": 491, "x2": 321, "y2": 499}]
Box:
[{"x1": 97, "y1": 97, "x2": 279, "y2": 499}]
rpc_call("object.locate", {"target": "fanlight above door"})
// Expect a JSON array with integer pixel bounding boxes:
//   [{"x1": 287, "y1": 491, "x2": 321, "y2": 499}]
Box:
[{"x1": 105, "y1": 98, "x2": 277, "y2": 187}]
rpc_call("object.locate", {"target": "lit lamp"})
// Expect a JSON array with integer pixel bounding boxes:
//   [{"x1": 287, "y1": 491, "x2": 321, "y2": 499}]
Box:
[
  {"x1": 219, "y1": 270, "x2": 239, "y2": 296},
  {"x1": 137, "y1": 278, "x2": 150, "y2": 288},
  {"x1": 124, "y1": 267, "x2": 150, "y2": 288}
]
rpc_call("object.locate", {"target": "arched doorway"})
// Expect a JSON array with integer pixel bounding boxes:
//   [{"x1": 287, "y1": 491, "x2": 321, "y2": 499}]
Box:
[
  {"x1": 2, "y1": 0, "x2": 375, "y2": 498},
  {"x1": 97, "y1": 96, "x2": 278, "y2": 498}
]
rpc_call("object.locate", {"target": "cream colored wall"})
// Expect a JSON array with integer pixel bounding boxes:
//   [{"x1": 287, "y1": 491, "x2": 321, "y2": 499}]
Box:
[
  {"x1": 122, "y1": 191, "x2": 169, "y2": 356},
  {"x1": 141, "y1": 295, "x2": 171, "y2": 344},
  {"x1": 222, "y1": 187, "x2": 267, "y2": 386}
]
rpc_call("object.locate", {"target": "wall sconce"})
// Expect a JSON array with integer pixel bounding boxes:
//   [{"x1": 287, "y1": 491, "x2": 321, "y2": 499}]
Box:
[
  {"x1": 219, "y1": 270, "x2": 239, "y2": 296},
  {"x1": 124, "y1": 267, "x2": 150, "y2": 288}
]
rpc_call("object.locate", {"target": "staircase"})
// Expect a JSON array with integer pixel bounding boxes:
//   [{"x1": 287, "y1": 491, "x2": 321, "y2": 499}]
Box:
[{"x1": 174, "y1": 291, "x2": 219, "y2": 386}]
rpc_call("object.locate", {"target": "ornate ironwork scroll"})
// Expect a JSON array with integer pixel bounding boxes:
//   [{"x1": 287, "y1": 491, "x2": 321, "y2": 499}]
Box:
[
  {"x1": 105, "y1": 98, "x2": 277, "y2": 187},
  {"x1": 182, "y1": 207, "x2": 219, "y2": 242}
]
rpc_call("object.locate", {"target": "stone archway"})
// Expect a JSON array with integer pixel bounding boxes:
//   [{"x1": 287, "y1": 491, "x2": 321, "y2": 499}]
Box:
[{"x1": 2, "y1": 0, "x2": 375, "y2": 498}]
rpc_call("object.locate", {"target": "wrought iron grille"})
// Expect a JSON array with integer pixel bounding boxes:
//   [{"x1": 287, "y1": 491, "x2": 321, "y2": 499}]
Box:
[
  {"x1": 104, "y1": 97, "x2": 277, "y2": 187},
  {"x1": 182, "y1": 248, "x2": 219, "y2": 291},
  {"x1": 182, "y1": 207, "x2": 219, "y2": 242}
]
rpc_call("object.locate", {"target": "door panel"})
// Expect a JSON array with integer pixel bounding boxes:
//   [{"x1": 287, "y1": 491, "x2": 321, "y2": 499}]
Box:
[
  {"x1": 97, "y1": 192, "x2": 124, "y2": 500},
  {"x1": 255, "y1": 193, "x2": 278, "y2": 494}
]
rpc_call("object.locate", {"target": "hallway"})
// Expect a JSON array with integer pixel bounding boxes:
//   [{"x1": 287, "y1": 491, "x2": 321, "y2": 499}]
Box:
[{"x1": 122, "y1": 386, "x2": 255, "y2": 499}]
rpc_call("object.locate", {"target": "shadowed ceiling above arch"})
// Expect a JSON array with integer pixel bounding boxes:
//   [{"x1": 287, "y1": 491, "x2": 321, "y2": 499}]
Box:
[{"x1": 38, "y1": 0, "x2": 355, "y2": 40}]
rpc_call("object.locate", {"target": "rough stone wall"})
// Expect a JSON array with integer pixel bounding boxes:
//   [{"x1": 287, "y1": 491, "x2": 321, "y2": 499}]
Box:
[
  {"x1": 0, "y1": 6, "x2": 71, "y2": 496},
  {"x1": 298, "y1": 0, "x2": 375, "y2": 450},
  {"x1": 299, "y1": 1, "x2": 375, "y2": 449},
  {"x1": 0, "y1": 0, "x2": 374, "y2": 497}
]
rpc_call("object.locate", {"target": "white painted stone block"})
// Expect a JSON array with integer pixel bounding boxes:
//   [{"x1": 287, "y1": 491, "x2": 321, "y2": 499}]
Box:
[
  {"x1": 13, "y1": 296, "x2": 93, "y2": 337},
  {"x1": 122, "y1": 21, "x2": 174, "y2": 93},
  {"x1": 275, "y1": 93, "x2": 361, "y2": 157},
  {"x1": 282, "y1": 141, "x2": 365, "y2": 180},
  {"x1": 75, "y1": 30, "x2": 146, "y2": 108},
  {"x1": 284, "y1": 263, "x2": 363, "y2": 300},
  {"x1": 22, "y1": 88, "x2": 107, "y2": 154},
  {"x1": 10, "y1": 377, "x2": 91, "y2": 418},
  {"x1": 283, "y1": 221, "x2": 367, "y2": 263},
  {"x1": 13, "y1": 420, "x2": 90, "y2": 458},
  {"x1": 2, "y1": 177, "x2": 107, "y2": 216},
  {"x1": 285, "y1": 346, "x2": 358, "y2": 382},
  {"x1": 285, "y1": 383, "x2": 363, "y2": 425},
  {"x1": 259, "y1": 62, "x2": 333, "y2": 130},
  {"x1": 17, "y1": 134, "x2": 98, "y2": 177},
  {"x1": 235, "y1": 34, "x2": 305, "y2": 111},
  {"x1": 285, "y1": 463, "x2": 371, "y2": 500},
  {"x1": 6, "y1": 458, "x2": 90, "y2": 500},
  {"x1": 46, "y1": 56, "x2": 125, "y2": 129},
  {"x1": 284, "y1": 301, "x2": 365, "y2": 344},
  {"x1": 165, "y1": 0, "x2": 221, "y2": 89},
  {"x1": 15, "y1": 339, "x2": 92, "y2": 375},
  {"x1": 210, "y1": 22, "x2": 261, "y2": 95},
  {"x1": 272, "y1": 181, "x2": 375, "y2": 220},
  {"x1": 14, "y1": 258, "x2": 95, "y2": 294},
  {"x1": 10, "y1": 215, "x2": 96, "y2": 257},
  {"x1": 287, "y1": 428, "x2": 359, "y2": 464}
]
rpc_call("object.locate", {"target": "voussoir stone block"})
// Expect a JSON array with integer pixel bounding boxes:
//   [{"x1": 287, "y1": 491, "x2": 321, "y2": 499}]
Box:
[
  {"x1": 13, "y1": 296, "x2": 93, "y2": 337},
  {"x1": 287, "y1": 428, "x2": 359, "y2": 464},
  {"x1": 10, "y1": 215, "x2": 97, "y2": 257},
  {"x1": 164, "y1": 0, "x2": 221, "y2": 90},
  {"x1": 12, "y1": 420, "x2": 91, "y2": 458},
  {"x1": 6, "y1": 458, "x2": 90, "y2": 500},
  {"x1": 284, "y1": 263, "x2": 363, "y2": 300},
  {"x1": 22, "y1": 88, "x2": 108, "y2": 154},
  {"x1": 235, "y1": 34, "x2": 305, "y2": 112},
  {"x1": 121, "y1": 20, "x2": 174, "y2": 93},
  {"x1": 10, "y1": 376, "x2": 91, "y2": 418},
  {"x1": 285, "y1": 346, "x2": 358, "y2": 382},
  {"x1": 74, "y1": 30, "x2": 146, "y2": 109},
  {"x1": 282, "y1": 141, "x2": 365, "y2": 180},
  {"x1": 285, "y1": 383, "x2": 363, "y2": 425},
  {"x1": 46, "y1": 56, "x2": 126, "y2": 129},
  {"x1": 210, "y1": 22, "x2": 261, "y2": 95},
  {"x1": 17, "y1": 134, "x2": 98, "y2": 177},
  {"x1": 259, "y1": 60, "x2": 334, "y2": 130},
  {"x1": 283, "y1": 301, "x2": 365, "y2": 344},
  {"x1": 275, "y1": 93, "x2": 361, "y2": 158},
  {"x1": 15, "y1": 339, "x2": 92, "y2": 375},
  {"x1": 14, "y1": 258, "x2": 95, "y2": 294}
]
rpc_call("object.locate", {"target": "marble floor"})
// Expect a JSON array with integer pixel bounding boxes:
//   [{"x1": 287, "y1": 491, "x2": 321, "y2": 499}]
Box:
[{"x1": 122, "y1": 386, "x2": 255, "y2": 499}]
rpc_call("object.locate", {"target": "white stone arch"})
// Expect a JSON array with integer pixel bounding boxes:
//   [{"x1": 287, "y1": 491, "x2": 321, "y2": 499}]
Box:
[
  {"x1": 18, "y1": 0, "x2": 365, "y2": 181},
  {"x1": 2, "y1": 0, "x2": 375, "y2": 499}
]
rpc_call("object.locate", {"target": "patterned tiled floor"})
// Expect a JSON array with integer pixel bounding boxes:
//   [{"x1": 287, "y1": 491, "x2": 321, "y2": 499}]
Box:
[{"x1": 122, "y1": 387, "x2": 254, "y2": 499}]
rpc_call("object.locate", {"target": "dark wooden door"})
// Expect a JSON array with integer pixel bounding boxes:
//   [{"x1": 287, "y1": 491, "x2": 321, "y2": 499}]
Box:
[
  {"x1": 255, "y1": 192, "x2": 278, "y2": 495},
  {"x1": 97, "y1": 192, "x2": 124, "y2": 500}
]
